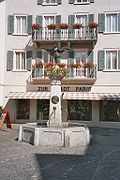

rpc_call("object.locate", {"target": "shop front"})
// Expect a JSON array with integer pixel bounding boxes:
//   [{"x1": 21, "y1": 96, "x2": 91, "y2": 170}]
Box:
[{"x1": 5, "y1": 89, "x2": 120, "y2": 128}]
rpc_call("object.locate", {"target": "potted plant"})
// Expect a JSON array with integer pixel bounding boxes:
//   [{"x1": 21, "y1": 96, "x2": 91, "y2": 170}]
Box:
[
  {"x1": 59, "y1": 23, "x2": 68, "y2": 29},
  {"x1": 72, "y1": 23, "x2": 83, "y2": 29},
  {"x1": 89, "y1": 22, "x2": 98, "y2": 29},
  {"x1": 83, "y1": 61, "x2": 94, "y2": 68},
  {"x1": 44, "y1": 63, "x2": 68, "y2": 80},
  {"x1": 35, "y1": 61, "x2": 44, "y2": 68},
  {"x1": 57, "y1": 63, "x2": 66, "y2": 68},
  {"x1": 47, "y1": 24, "x2": 57, "y2": 30},
  {"x1": 44, "y1": 62, "x2": 55, "y2": 69},
  {"x1": 32, "y1": 23, "x2": 41, "y2": 30},
  {"x1": 70, "y1": 63, "x2": 79, "y2": 68}
]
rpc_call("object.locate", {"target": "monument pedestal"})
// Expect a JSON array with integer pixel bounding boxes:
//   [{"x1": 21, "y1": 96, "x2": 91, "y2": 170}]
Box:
[{"x1": 49, "y1": 80, "x2": 62, "y2": 127}]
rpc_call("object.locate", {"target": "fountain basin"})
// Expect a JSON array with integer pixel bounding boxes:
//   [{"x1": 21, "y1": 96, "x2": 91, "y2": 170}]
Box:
[{"x1": 18, "y1": 122, "x2": 90, "y2": 147}]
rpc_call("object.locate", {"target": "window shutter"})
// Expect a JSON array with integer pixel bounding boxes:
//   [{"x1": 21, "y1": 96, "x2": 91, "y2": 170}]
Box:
[
  {"x1": 98, "y1": 50, "x2": 105, "y2": 71},
  {"x1": 55, "y1": 15, "x2": 61, "y2": 39},
  {"x1": 118, "y1": 50, "x2": 120, "y2": 69},
  {"x1": 57, "y1": 0, "x2": 61, "y2": 4},
  {"x1": 89, "y1": 14, "x2": 94, "y2": 24},
  {"x1": 69, "y1": 0, "x2": 75, "y2": 4},
  {"x1": 68, "y1": 15, "x2": 75, "y2": 39},
  {"x1": 7, "y1": 51, "x2": 13, "y2": 71},
  {"x1": 68, "y1": 51, "x2": 74, "y2": 77},
  {"x1": 89, "y1": 0, "x2": 94, "y2": 3},
  {"x1": 8, "y1": 15, "x2": 14, "y2": 34},
  {"x1": 118, "y1": 13, "x2": 120, "y2": 32},
  {"x1": 98, "y1": 13, "x2": 105, "y2": 33},
  {"x1": 36, "y1": 16, "x2": 43, "y2": 39},
  {"x1": 88, "y1": 49, "x2": 93, "y2": 63},
  {"x1": 37, "y1": 0, "x2": 43, "y2": 5},
  {"x1": 27, "y1": 51, "x2": 32, "y2": 71},
  {"x1": 27, "y1": 15, "x2": 32, "y2": 35}
]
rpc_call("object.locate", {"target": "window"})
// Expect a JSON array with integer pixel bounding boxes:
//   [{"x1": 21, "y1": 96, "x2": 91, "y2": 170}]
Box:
[
  {"x1": 14, "y1": 15, "x2": 27, "y2": 34},
  {"x1": 105, "y1": 51, "x2": 117, "y2": 70},
  {"x1": 16, "y1": 99, "x2": 30, "y2": 119},
  {"x1": 14, "y1": 51, "x2": 26, "y2": 70},
  {"x1": 100, "y1": 101, "x2": 120, "y2": 122},
  {"x1": 106, "y1": 14, "x2": 117, "y2": 32},
  {"x1": 43, "y1": 0, "x2": 57, "y2": 5},
  {"x1": 75, "y1": 0, "x2": 89, "y2": 4},
  {"x1": 68, "y1": 100, "x2": 92, "y2": 121}
]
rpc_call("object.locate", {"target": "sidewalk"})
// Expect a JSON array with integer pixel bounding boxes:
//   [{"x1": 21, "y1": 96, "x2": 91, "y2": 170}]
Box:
[{"x1": 0, "y1": 126, "x2": 120, "y2": 180}]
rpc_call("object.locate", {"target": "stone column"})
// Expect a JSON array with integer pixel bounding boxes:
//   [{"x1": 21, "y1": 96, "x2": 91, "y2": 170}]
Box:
[{"x1": 49, "y1": 80, "x2": 62, "y2": 127}]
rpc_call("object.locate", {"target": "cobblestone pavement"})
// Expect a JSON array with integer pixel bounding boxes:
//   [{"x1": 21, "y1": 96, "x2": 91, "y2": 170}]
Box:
[{"x1": 0, "y1": 126, "x2": 120, "y2": 180}]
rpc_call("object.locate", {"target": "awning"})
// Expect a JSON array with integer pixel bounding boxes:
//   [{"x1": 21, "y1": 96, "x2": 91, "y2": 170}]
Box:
[
  {"x1": 63, "y1": 92, "x2": 120, "y2": 100},
  {"x1": 6, "y1": 92, "x2": 50, "y2": 99}
]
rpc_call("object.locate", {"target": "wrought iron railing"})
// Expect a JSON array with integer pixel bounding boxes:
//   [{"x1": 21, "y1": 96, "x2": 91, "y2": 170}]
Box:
[
  {"x1": 31, "y1": 65, "x2": 97, "y2": 79},
  {"x1": 32, "y1": 27, "x2": 98, "y2": 41}
]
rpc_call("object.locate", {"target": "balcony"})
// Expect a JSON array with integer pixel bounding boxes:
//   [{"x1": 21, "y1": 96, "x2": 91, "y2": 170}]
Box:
[
  {"x1": 27, "y1": 63, "x2": 97, "y2": 86},
  {"x1": 32, "y1": 26, "x2": 98, "y2": 48}
]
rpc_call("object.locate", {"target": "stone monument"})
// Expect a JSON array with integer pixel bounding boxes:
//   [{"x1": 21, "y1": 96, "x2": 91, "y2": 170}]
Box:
[{"x1": 18, "y1": 47, "x2": 90, "y2": 148}]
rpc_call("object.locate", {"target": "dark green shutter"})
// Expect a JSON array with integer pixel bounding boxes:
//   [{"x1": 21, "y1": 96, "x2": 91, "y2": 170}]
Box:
[
  {"x1": 118, "y1": 13, "x2": 120, "y2": 32},
  {"x1": 27, "y1": 51, "x2": 32, "y2": 71},
  {"x1": 98, "y1": 13, "x2": 105, "y2": 33},
  {"x1": 118, "y1": 50, "x2": 120, "y2": 69},
  {"x1": 68, "y1": 15, "x2": 75, "y2": 39},
  {"x1": 69, "y1": 0, "x2": 75, "y2": 4},
  {"x1": 27, "y1": 15, "x2": 32, "y2": 35},
  {"x1": 37, "y1": 0, "x2": 43, "y2": 5},
  {"x1": 55, "y1": 15, "x2": 61, "y2": 39},
  {"x1": 88, "y1": 49, "x2": 93, "y2": 63},
  {"x1": 36, "y1": 16, "x2": 43, "y2": 40},
  {"x1": 68, "y1": 51, "x2": 74, "y2": 77},
  {"x1": 89, "y1": 14, "x2": 94, "y2": 24},
  {"x1": 7, "y1": 51, "x2": 13, "y2": 71},
  {"x1": 57, "y1": 0, "x2": 61, "y2": 4},
  {"x1": 8, "y1": 15, "x2": 14, "y2": 34},
  {"x1": 89, "y1": 0, "x2": 94, "y2": 3},
  {"x1": 98, "y1": 50, "x2": 105, "y2": 71}
]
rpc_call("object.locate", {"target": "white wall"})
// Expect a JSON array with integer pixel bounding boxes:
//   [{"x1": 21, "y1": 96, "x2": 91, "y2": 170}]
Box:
[{"x1": 0, "y1": 0, "x2": 6, "y2": 106}]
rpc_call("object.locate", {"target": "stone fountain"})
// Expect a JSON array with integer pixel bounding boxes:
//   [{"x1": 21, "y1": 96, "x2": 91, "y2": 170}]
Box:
[{"x1": 18, "y1": 47, "x2": 90, "y2": 147}]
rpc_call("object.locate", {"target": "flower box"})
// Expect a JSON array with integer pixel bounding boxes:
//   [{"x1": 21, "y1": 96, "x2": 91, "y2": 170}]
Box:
[
  {"x1": 89, "y1": 22, "x2": 98, "y2": 29},
  {"x1": 72, "y1": 23, "x2": 83, "y2": 29},
  {"x1": 32, "y1": 23, "x2": 41, "y2": 30},
  {"x1": 70, "y1": 63, "x2": 79, "y2": 68},
  {"x1": 83, "y1": 61, "x2": 94, "y2": 68},
  {"x1": 47, "y1": 24, "x2": 57, "y2": 30},
  {"x1": 35, "y1": 61, "x2": 43, "y2": 68},
  {"x1": 59, "y1": 23, "x2": 68, "y2": 29}
]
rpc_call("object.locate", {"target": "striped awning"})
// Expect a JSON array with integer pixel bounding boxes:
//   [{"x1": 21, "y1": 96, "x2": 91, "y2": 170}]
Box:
[
  {"x1": 63, "y1": 92, "x2": 120, "y2": 100},
  {"x1": 6, "y1": 92, "x2": 50, "y2": 99}
]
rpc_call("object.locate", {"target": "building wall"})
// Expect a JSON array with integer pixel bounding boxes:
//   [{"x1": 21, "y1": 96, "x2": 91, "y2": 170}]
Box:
[
  {"x1": 0, "y1": 0, "x2": 6, "y2": 106},
  {"x1": 1, "y1": 0, "x2": 120, "y2": 126}
]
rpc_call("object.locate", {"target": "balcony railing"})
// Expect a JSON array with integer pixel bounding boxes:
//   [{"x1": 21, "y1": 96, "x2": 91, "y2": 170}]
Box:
[
  {"x1": 32, "y1": 64, "x2": 97, "y2": 79},
  {"x1": 32, "y1": 27, "x2": 98, "y2": 41}
]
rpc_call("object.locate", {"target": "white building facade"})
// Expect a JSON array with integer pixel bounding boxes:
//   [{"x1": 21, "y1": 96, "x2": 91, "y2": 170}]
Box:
[{"x1": 0, "y1": 0, "x2": 120, "y2": 128}]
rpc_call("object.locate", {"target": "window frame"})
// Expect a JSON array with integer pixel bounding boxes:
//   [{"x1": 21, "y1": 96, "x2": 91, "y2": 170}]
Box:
[
  {"x1": 105, "y1": 13, "x2": 118, "y2": 33},
  {"x1": 13, "y1": 50, "x2": 27, "y2": 71},
  {"x1": 74, "y1": 0, "x2": 90, "y2": 5},
  {"x1": 14, "y1": 15, "x2": 28, "y2": 35},
  {"x1": 42, "y1": 0, "x2": 57, "y2": 6},
  {"x1": 105, "y1": 50, "x2": 118, "y2": 71}
]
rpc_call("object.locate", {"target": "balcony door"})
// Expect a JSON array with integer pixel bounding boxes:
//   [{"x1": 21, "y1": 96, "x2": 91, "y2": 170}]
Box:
[
  {"x1": 75, "y1": 15, "x2": 87, "y2": 38},
  {"x1": 44, "y1": 16, "x2": 55, "y2": 39}
]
